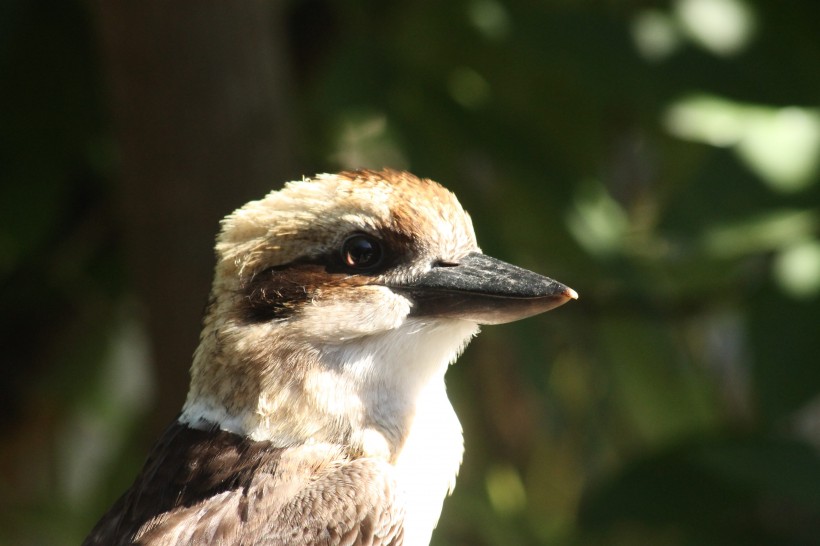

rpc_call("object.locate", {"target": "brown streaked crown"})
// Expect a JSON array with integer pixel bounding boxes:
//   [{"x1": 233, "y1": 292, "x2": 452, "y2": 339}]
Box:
[{"x1": 214, "y1": 169, "x2": 478, "y2": 288}]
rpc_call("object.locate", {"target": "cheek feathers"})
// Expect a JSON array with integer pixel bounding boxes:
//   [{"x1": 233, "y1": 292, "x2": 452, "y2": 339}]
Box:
[
  {"x1": 298, "y1": 286, "x2": 413, "y2": 342},
  {"x1": 239, "y1": 264, "x2": 374, "y2": 322},
  {"x1": 237, "y1": 264, "x2": 413, "y2": 341}
]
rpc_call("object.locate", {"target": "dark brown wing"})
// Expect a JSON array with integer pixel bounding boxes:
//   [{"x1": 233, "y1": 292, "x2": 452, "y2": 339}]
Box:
[{"x1": 82, "y1": 421, "x2": 405, "y2": 546}]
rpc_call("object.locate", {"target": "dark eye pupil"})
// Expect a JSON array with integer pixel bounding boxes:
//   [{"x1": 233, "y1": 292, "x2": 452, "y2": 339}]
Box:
[{"x1": 342, "y1": 235, "x2": 383, "y2": 269}]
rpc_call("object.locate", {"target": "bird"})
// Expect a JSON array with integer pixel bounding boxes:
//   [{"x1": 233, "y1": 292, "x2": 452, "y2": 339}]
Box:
[{"x1": 83, "y1": 169, "x2": 577, "y2": 546}]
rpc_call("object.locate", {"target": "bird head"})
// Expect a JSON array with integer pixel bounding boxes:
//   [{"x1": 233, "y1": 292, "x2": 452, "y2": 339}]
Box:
[{"x1": 182, "y1": 169, "x2": 576, "y2": 455}]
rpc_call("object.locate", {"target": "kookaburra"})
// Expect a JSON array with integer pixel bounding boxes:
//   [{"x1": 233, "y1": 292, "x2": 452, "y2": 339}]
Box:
[{"x1": 84, "y1": 169, "x2": 577, "y2": 546}]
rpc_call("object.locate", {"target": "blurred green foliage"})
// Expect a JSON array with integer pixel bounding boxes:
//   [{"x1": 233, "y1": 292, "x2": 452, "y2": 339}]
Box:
[{"x1": 1, "y1": 0, "x2": 819, "y2": 545}]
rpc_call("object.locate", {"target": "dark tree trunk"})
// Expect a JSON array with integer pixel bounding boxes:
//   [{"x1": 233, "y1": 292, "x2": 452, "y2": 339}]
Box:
[{"x1": 96, "y1": 0, "x2": 302, "y2": 443}]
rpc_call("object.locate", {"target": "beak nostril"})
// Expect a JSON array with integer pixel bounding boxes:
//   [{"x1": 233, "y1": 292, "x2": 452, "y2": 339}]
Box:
[{"x1": 433, "y1": 259, "x2": 460, "y2": 268}]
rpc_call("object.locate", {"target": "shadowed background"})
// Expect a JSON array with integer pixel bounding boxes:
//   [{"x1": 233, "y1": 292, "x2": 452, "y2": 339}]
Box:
[{"x1": 2, "y1": 0, "x2": 819, "y2": 544}]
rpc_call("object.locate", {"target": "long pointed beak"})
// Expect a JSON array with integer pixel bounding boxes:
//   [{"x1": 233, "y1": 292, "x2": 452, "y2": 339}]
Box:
[{"x1": 392, "y1": 252, "x2": 578, "y2": 325}]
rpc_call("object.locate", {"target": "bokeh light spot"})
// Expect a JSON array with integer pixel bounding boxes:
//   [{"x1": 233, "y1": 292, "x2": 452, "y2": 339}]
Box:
[
  {"x1": 485, "y1": 464, "x2": 527, "y2": 516},
  {"x1": 631, "y1": 10, "x2": 682, "y2": 62},
  {"x1": 448, "y1": 66, "x2": 491, "y2": 109},
  {"x1": 665, "y1": 96, "x2": 820, "y2": 192},
  {"x1": 674, "y1": 0, "x2": 755, "y2": 57},
  {"x1": 774, "y1": 239, "x2": 820, "y2": 299},
  {"x1": 467, "y1": 0, "x2": 511, "y2": 41}
]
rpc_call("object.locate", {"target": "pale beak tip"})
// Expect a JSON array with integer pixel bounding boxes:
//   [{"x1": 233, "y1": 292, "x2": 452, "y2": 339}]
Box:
[{"x1": 565, "y1": 287, "x2": 579, "y2": 301}]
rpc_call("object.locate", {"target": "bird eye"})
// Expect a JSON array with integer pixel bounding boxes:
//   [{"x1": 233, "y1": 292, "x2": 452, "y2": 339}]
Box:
[{"x1": 341, "y1": 234, "x2": 384, "y2": 270}]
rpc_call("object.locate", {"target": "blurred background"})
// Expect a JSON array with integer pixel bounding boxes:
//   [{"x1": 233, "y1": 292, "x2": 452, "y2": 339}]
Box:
[{"x1": 2, "y1": 0, "x2": 820, "y2": 544}]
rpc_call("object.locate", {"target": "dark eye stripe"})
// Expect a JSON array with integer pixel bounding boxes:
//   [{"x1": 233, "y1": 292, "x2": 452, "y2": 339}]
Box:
[
  {"x1": 236, "y1": 228, "x2": 419, "y2": 323},
  {"x1": 239, "y1": 264, "x2": 374, "y2": 323}
]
